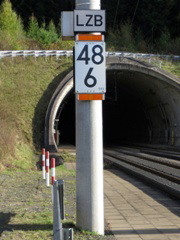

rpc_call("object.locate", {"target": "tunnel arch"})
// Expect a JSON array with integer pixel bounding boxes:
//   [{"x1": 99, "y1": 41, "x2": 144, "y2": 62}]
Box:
[{"x1": 45, "y1": 57, "x2": 180, "y2": 151}]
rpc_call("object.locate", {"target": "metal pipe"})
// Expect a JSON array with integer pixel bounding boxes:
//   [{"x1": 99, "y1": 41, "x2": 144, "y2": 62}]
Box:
[{"x1": 76, "y1": 0, "x2": 100, "y2": 10}]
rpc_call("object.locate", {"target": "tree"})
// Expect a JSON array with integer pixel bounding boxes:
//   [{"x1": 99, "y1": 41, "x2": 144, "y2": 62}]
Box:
[
  {"x1": 0, "y1": 0, "x2": 25, "y2": 49},
  {"x1": 27, "y1": 15, "x2": 39, "y2": 39}
]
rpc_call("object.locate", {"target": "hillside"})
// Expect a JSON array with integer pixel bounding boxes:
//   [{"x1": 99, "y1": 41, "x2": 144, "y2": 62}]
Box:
[{"x1": 0, "y1": 57, "x2": 72, "y2": 171}]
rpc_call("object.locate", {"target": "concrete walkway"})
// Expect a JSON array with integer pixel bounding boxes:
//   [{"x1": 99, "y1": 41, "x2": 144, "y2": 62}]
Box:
[{"x1": 104, "y1": 169, "x2": 180, "y2": 240}]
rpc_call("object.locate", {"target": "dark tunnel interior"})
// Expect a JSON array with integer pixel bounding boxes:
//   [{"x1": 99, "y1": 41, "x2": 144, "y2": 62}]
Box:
[
  {"x1": 103, "y1": 72, "x2": 150, "y2": 145},
  {"x1": 56, "y1": 70, "x2": 161, "y2": 146},
  {"x1": 57, "y1": 93, "x2": 75, "y2": 145}
]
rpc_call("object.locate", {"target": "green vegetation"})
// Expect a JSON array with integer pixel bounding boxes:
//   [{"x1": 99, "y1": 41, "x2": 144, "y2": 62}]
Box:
[
  {"x1": 0, "y1": 57, "x2": 72, "y2": 171},
  {"x1": 106, "y1": 23, "x2": 147, "y2": 52},
  {"x1": 0, "y1": 0, "x2": 179, "y2": 53},
  {"x1": 160, "y1": 61, "x2": 180, "y2": 77},
  {"x1": 0, "y1": 166, "x2": 114, "y2": 239},
  {"x1": 0, "y1": 0, "x2": 74, "y2": 50},
  {"x1": 0, "y1": 0, "x2": 26, "y2": 49},
  {"x1": 27, "y1": 17, "x2": 59, "y2": 48},
  {"x1": 61, "y1": 151, "x2": 76, "y2": 163},
  {"x1": 106, "y1": 22, "x2": 180, "y2": 54}
]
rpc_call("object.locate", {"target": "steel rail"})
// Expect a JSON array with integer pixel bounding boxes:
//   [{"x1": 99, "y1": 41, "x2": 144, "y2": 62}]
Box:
[
  {"x1": 111, "y1": 148, "x2": 180, "y2": 169},
  {"x1": 104, "y1": 150, "x2": 180, "y2": 184},
  {"x1": 104, "y1": 151, "x2": 180, "y2": 199}
]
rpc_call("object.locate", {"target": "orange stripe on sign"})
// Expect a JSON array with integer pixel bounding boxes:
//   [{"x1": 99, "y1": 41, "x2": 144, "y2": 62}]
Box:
[
  {"x1": 78, "y1": 94, "x2": 105, "y2": 101},
  {"x1": 77, "y1": 34, "x2": 103, "y2": 41}
]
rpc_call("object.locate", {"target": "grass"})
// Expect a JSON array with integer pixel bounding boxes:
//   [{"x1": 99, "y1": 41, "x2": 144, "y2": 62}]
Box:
[
  {"x1": 60, "y1": 151, "x2": 76, "y2": 162},
  {"x1": 11, "y1": 142, "x2": 37, "y2": 170},
  {"x1": 161, "y1": 60, "x2": 180, "y2": 77},
  {"x1": 0, "y1": 164, "x2": 114, "y2": 240},
  {"x1": 0, "y1": 56, "x2": 72, "y2": 171},
  {"x1": 0, "y1": 170, "x2": 53, "y2": 240},
  {"x1": 55, "y1": 164, "x2": 76, "y2": 177},
  {"x1": 135, "y1": 57, "x2": 180, "y2": 78}
]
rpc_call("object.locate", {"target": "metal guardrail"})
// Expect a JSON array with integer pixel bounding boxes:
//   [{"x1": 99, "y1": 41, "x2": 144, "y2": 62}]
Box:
[
  {"x1": 53, "y1": 180, "x2": 73, "y2": 240},
  {"x1": 106, "y1": 52, "x2": 180, "y2": 61},
  {"x1": 0, "y1": 50, "x2": 179, "y2": 61},
  {"x1": 0, "y1": 50, "x2": 73, "y2": 59}
]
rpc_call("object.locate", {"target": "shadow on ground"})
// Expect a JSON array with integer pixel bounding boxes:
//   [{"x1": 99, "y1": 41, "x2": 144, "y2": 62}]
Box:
[
  {"x1": 0, "y1": 213, "x2": 15, "y2": 236},
  {"x1": 0, "y1": 212, "x2": 52, "y2": 236},
  {"x1": 107, "y1": 228, "x2": 180, "y2": 235}
]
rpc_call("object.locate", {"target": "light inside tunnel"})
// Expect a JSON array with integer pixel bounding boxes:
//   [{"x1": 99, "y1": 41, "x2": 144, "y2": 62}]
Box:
[{"x1": 53, "y1": 68, "x2": 180, "y2": 147}]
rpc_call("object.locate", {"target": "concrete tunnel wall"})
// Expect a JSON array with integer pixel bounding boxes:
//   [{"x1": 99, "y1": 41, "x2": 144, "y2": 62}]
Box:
[{"x1": 44, "y1": 57, "x2": 180, "y2": 151}]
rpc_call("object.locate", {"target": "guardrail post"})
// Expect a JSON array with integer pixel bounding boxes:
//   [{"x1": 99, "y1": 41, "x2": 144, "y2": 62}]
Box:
[
  {"x1": 53, "y1": 181, "x2": 63, "y2": 240},
  {"x1": 63, "y1": 228, "x2": 73, "y2": 240},
  {"x1": 57, "y1": 180, "x2": 65, "y2": 220},
  {"x1": 53, "y1": 180, "x2": 73, "y2": 240}
]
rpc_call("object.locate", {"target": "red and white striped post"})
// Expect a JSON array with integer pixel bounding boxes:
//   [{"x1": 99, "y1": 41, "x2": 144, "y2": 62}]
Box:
[
  {"x1": 42, "y1": 148, "x2": 46, "y2": 179},
  {"x1": 51, "y1": 158, "x2": 56, "y2": 203},
  {"x1": 46, "y1": 151, "x2": 50, "y2": 187},
  {"x1": 51, "y1": 158, "x2": 56, "y2": 185}
]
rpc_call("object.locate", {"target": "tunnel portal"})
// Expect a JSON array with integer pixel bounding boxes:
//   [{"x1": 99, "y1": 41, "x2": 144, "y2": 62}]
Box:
[{"x1": 45, "y1": 57, "x2": 180, "y2": 151}]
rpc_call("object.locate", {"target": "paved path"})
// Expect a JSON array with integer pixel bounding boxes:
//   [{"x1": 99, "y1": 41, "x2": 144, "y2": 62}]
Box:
[{"x1": 104, "y1": 169, "x2": 180, "y2": 240}]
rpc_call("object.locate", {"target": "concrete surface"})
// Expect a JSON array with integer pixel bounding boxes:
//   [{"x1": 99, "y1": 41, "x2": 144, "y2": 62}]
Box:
[{"x1": 104, "y1": 169, "x2": 180, "y2": 240}]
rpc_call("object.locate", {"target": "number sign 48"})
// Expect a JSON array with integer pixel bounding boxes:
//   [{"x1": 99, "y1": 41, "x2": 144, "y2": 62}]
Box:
[{"x1": 75, "y1": 41, "x2": 106, "y2": 94}]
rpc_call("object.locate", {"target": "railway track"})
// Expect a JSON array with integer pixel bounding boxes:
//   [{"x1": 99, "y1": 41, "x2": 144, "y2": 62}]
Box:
[{"x1": 104, "y1": 147, "x2": 180, "y2": 199}]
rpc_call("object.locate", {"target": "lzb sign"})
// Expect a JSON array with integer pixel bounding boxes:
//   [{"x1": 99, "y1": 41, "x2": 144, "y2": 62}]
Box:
[
  {"x1": 75, "y1": 41, "x2": 106, "y2": 93},
  {"x1": 74, "y1": 10, "x2": 105, "y2": 32}
]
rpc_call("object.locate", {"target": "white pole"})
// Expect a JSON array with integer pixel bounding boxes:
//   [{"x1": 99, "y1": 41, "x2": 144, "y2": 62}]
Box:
[
  {"x1": 42, "y1": 148, "x2": 46, "y2": 179},
  {"x1": 51, "y1": 158, "x2": 56, "y2": 185},
  {"x1": 75, "y1": 0, "x2": 104, "y2": 235},
  {"x1": 51, "y1": 158, "x2": 56, "y2": 203},
  {"x1": 46, "y1": 151, "x2": 50, "y2": 187}
]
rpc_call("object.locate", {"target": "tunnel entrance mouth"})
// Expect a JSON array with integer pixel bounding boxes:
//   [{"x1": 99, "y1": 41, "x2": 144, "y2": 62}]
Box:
[
  {"x1": 57, "y1": 71, "x2": 151, "y2": 146},
  {"x1": 45, "y1": 57, "x2": 180, "y2": 151}
]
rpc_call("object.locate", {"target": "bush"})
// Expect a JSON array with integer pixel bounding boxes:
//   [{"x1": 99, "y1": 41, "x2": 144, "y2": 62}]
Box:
[
  {"x1": 168, "y1": 37, "x2": 180, "y2": 55},
  {"x1": 135, "y1": 28, "x2": 147, "y2": 52},
  {"x1": 120, "y1": 22, "x2": 136, "y2": 52},
  {"x1": 156, "y1": 29, "x2": 171, "y2": 53},
  {"x1": 107, "y1": 22, "x2": 136, "y2": 52},
  {"x1": 48, "y1": 20, "x2": 59, "y2": 43},
  {"x1": 27, "y1": 17, "x2": 59, "y2": 47},
  {"x1": 27, "y1": 15, "x2": 39, "y2": 39}
]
